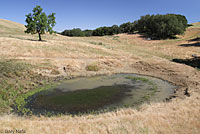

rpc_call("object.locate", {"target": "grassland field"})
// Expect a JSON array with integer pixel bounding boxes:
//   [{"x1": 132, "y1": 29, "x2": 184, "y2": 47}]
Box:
[{"x1": 0, "y1": 19, "x2": 200, "y2": 134}]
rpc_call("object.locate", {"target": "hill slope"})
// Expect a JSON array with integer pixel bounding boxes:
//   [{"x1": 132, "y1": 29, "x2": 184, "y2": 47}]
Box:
[
  {"x1": 191, "y1": 22, "x2": 200, "y2": 28},
  {"x1": 0, "y1": 20, "x2": 200, "y2": 134},
  {"x1": 0, "y1": 19, "x2": 26, "y2": 36}
]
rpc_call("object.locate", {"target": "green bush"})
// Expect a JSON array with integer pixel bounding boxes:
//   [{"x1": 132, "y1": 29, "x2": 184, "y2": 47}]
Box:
[{"x1": 86, "y1": 64, "x2": 99, "y2": 71}]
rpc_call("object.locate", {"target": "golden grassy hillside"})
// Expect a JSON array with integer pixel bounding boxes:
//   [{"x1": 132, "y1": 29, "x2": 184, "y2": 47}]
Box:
[
  {"x1": 0, "y1": 19, "x2": 26, "y2": 36},
  {"x1": 0, "y1": 20, "x2": 200, "y2": 134}
]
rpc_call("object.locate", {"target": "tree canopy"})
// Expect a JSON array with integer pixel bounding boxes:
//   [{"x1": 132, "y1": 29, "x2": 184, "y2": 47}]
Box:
[
  {"x1": 134, "y1": 14, "x2": 188, "y2": 39},
  {"x1": 61, "y1": 29, "x2": 93, "y2": 37},
  {"x1": 119, "y1": 22, "x2": 135, "y2": 33},
  {"x1": 25, "y1": 5, "x2": 56, "y2": 41},
  {"x1": 61, "y1": 13, "x2": 188, "y2": 40}
]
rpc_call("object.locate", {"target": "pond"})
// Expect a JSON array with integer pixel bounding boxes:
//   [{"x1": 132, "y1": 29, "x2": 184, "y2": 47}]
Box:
[{"x1": 25, "y1": 74, "x2": 175, "y2": 115}]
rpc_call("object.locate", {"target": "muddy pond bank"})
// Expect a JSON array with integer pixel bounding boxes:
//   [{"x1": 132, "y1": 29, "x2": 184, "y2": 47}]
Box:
[{"x1": 16, "y1": 74, "x2": 176, "y2": 116}]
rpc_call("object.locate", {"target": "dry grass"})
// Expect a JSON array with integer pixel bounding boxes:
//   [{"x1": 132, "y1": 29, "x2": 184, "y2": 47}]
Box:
[
  {"x1": 0, "y1": 93, "x2": 200, "y2": 134},
  {"x1": 0, "y1": 19, "x2": 200, "y2": 134},
  {"x1": 0, "y1": 19, "x2": 26, "y2": 36}
]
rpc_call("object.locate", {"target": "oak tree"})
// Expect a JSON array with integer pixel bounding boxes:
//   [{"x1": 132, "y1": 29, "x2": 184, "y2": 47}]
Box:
[{"x1": 25, "y1": 5, "x2": 56, "y2": 41}]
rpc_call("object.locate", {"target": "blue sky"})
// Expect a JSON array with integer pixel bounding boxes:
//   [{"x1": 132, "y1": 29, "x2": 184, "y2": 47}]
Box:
[{"x1": 0, "y1": 0, "x2": 199, "y2": 32}]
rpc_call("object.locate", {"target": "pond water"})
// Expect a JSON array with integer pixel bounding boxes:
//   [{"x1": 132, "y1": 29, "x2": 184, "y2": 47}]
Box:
[{"x1": 26, "y1": 74, "x2": 175, "y2": 115}]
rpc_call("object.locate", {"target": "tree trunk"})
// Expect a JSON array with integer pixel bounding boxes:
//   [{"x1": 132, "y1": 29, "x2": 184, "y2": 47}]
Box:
[{"x1": 38, "y1": 33, "x2": 42, "y2": 41}]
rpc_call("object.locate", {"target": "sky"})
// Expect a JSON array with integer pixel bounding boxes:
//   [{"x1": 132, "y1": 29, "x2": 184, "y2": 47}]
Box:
[{"x1": 0, "y1": 0, "x2": 200, "y2": 32}]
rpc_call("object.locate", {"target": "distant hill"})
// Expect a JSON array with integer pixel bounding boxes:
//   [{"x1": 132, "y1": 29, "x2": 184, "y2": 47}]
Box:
[
  {"x1": 0, "y1": 19, "x2": 25, "y2": 35},
  {"x1": 191, "y1": 22, "x2": 200, "y2": 28}
]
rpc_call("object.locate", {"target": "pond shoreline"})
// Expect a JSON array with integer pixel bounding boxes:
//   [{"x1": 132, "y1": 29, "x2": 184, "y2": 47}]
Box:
[{"x1": 14, "y1": 73, "x2": 176, "y2": 116}]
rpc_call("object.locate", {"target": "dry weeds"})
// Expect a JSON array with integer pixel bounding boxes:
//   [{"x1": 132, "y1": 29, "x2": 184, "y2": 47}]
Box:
[
  {"x1": 0, "y1": 94, "x2": 199, "y2": 134},
  {"x1": 0, "y1": 20, "x2": 200, "y2": 134}
]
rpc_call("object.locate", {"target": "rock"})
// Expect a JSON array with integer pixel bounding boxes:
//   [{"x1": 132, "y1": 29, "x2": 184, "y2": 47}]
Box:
[
  {"x1": 31, "y1": 83, "x2": 35, "y2": 87},
  {"x1": 63, "y1": 67, "x2": 66, "y2": 72},
  {"x1": 170, "y1": 95, "x2": 176, "y2": 99},
  {"x1": 184, "y1": 88, "x2": 190, "y2": 97},
  {"x1": 174, "y1": 89, "x2": 177, "y2": 94},
  {"x1": 192, "y1": 54, "x2": 200, "y2": 58},
  {"x1": 147, "y1": 38, "x2": 151, "y2": 41},
  {"x1": 165, "y1": 98, "x2": 170, "y2": 102}
]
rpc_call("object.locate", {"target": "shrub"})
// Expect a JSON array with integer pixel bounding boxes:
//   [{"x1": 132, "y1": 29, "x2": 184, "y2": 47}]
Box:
[{"x1": 86, "y1": 64, "x2": 99, "y2": 71}]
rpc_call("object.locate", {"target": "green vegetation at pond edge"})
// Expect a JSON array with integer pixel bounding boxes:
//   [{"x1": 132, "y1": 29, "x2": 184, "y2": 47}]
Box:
[
  {"x1": 13, "y1": 74, "x2": 174, "y2": 117},
  {"x1": 125, "y1": 76, "x2": 158, "y2": 100},
  {"x1": 14, "y1": 84, "x2": 57, "y2": 115},
  {"x1": 0, "y1": 59, "x2": 60, "y2": 114},
  {"x1": 30, "y1": 85, "x2": 129, "y2": 114},
  {"x1": 125, "y1": 76, "x2": 150, "y2": 83},
  {"x1": 0, "y1": 60, "x2": 32, "y2": 113}
]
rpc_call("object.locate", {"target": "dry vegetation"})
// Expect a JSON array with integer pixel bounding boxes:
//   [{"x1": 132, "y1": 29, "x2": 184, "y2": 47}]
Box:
[
  {"x1": 1, "y1": 94, "x2": 200, "y2": 134},
  {"x1": 0, "y1": 19, "x2": 200, "y2": 134}
]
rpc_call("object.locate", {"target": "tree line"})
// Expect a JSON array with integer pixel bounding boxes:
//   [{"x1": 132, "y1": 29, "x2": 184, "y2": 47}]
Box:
[
  {"x1": 61, "y1": 13, "x2": 188, "y2": 39},
  {"x1": 24, "y1": 6, "x2": 188, "y2": 41},
  {"x1": 61, "y1": 22, "x2": 135, "y2": 37}
]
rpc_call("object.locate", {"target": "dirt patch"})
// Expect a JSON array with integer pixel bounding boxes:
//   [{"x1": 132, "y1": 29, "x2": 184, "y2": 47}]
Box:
[{"x1": 131, "y1": 59, "x2": 200, "y2": 98}]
